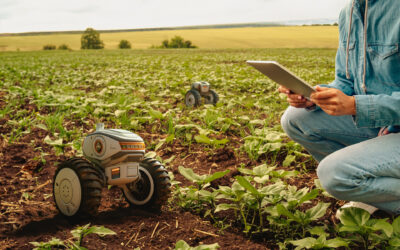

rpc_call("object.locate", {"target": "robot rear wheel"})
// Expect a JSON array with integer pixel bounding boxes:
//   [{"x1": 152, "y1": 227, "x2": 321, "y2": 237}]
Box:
[
  {"x1": 53, "y1": 158, "x2": 104, "y2": 217},
  {"x1": 203, "y1": 89, "x2": 219, "y2": 105},
  {"x1": 122, "y1": 157, "x2": 171, "y2": 211}
]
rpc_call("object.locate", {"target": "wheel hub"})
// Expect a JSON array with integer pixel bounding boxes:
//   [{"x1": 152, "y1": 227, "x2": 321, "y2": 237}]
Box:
[
  {"x1": 59, "y1": 179, "x2": 73, "y2": 203},
  {"x1": 122, "y1": 166, "x2": 154, "y2": 205},
  {"x1": 54, "y1": 167, "x2": 82, "y2": 216},
  {"x1": 186, "y1": 94, "x2": 195, "y2": 106}
]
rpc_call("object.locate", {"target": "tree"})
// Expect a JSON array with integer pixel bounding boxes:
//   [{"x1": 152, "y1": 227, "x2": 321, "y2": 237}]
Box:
[
  {"x1": 58, "y1": 44, "x2": 70, "y2": 50},
  {"x1": 43, "y1": 44, "x2": 56, "y2": 50},
  {"x1": 81, "y1": 28, "x2": 104, "y2": 49},
  {"x1": 118, "y1": 40, "x2": 131, "y2": 49},
  {"x1": 159, "y1": 36, "x2": 197, "y2": 48}
]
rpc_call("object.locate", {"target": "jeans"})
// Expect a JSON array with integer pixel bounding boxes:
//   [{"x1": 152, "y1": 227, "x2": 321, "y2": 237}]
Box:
[{"x1": 281, "y1": 106, "x2": 400, "y2": 214}]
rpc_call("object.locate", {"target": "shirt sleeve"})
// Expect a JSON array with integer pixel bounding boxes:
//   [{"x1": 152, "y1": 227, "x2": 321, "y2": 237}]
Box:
[{"x1": 354, "y1": 93, "x2": 400, "y2": 128}]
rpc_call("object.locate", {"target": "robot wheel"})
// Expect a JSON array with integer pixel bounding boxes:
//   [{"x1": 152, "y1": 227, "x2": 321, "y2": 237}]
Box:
[
  {"x1": 53, "y1": 158, "x2": 104, "y2": 217},
  {"x1": 122, "y1": 157, "x2": 171, "y2": 211}
]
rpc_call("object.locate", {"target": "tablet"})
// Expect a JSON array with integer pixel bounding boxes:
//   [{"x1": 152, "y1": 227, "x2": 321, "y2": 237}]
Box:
[{"x1": 247, "y1": 60, "x2": 315, "y2": 98}]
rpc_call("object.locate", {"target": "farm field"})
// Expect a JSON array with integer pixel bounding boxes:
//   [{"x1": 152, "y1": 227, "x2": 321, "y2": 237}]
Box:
[
  {"x1": 0, "y1": 26, "x2": 339, "y2": 51},
  {"x1": 1, "y1": 48, "x2": 399, "y2": 249}
]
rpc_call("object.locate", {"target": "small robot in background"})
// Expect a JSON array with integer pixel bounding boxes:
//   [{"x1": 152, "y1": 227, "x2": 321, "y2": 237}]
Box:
[{"x1": 185, "y1": 81, "x2": 219, "y2": 107}]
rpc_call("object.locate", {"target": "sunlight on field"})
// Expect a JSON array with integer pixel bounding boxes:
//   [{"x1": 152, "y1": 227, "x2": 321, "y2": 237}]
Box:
[{"x1": 0, "y1": 26, "x2": 338, "y2": 51}]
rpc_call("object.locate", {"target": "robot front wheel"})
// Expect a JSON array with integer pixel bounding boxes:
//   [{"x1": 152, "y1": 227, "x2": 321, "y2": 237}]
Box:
[
  {"x1": 53, "y1": 158, "x2": 104, "y2": 218},
  {"x1": 53, "y1": 157, "x2": 171, "y2": 217},
  {"x1": 185, "y1": 89, "x2": 201, "y2": 107}
]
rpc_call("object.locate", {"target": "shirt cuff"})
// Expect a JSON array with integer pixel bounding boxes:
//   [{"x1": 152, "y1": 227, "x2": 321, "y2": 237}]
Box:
[
  {"x1": 353, "y1": 95, "x2": 376, "y2": 128},
  {"x1": 305, "y1": 103, "x2": 320, "y2": 112}
]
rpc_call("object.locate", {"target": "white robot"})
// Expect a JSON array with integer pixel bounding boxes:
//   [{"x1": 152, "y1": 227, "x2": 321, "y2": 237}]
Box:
[
  {"x1": 185, "y1": 81, "x2": 219, "y2": 107},
  {"x1": 53, "y1": 124, "x2": 171, "y2": 217}
]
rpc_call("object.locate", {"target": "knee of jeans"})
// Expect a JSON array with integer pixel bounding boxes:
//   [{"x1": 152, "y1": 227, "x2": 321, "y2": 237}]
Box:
[
  {"x1": 317, "y1": 156, "x2": 353, "y2": 201},
  {"x1": 281, "y1": 107, "x2": 299, "y2": 136}
]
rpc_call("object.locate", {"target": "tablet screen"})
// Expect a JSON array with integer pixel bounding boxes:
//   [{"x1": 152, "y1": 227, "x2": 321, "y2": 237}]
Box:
[{"x1": 247, "y1": 61, "x2": 315, "y2": 98}]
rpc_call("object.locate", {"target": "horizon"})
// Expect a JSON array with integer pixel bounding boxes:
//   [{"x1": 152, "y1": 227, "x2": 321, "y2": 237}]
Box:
[
  {"x1": 0, "y1": 0, "x2": 347, "y2": 33},
  {"x1": 0, "y1": 18, "x2": 338, "y2": 36}
]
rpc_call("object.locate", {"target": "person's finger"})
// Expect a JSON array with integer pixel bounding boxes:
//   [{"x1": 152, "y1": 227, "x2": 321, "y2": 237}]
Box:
[
  {"x1": 312, "y1": 98, "x2": 339, "y2": 105},
  {"x1": 287, "y1": 97, "x2": 308, "y2": 104},
  {"x1": 278, "y1": 86, "x2": 291, "y2": 94},
  {"x1": 311, "y1": 90, "x2": 337, "y2": 100},
  {"x1": 318, "y1": 105, "x2": 338, "y2": 114},
  {"x1": 315, "y1": 86, "x2": 330, "y2": 91},
  {"x1": 288, "y1": 93, "x2": 305, "y2": 100}
]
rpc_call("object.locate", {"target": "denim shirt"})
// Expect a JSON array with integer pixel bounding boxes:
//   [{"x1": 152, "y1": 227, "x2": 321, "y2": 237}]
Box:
[{"x1": 329, "y1": 0, "x2": 400, "y2": 128}]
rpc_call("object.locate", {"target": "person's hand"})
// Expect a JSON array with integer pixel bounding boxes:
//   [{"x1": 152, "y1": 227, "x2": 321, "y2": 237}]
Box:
[
  {"x1": 310, "y1": 86, "x2": 356, "y2": 116},
  {"x1": 278, "y1": 85, "x2": 315, "y2": 108}
]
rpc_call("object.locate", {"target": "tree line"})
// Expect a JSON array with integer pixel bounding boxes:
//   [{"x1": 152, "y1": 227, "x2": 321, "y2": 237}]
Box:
[{"x1": 43, "y1": 28, "x2": 197, "y2": 50}]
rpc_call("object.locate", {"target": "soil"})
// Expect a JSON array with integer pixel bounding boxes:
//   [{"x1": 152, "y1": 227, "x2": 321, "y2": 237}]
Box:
[{"x1": 0, "y1": 103, "x2": 384, "y2": 250}]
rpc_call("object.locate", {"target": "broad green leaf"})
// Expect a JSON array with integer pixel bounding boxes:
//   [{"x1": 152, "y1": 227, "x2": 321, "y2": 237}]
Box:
[
  {"x1": 194, "y1": 134, "x2": 212, "y2": 145},
  {"x1": 114, "y1": 109, "x2": 125, "y2": 117},
  {"x1": 44, "y1": 135, "x2": 63, "y2": 146},
  {"x1": 254, "y1": 175, "x2": 270, "y2": 184},
  {"x1": 289, "y1": 237, "x2": 317, "y2": 249},
  {"x1": 339, "y1": 225, "x2": 361, "y2": 233},
  {"x1": 325, "y1": 238, "x2": 348, "y2": 248},
  {"x1": 35, "y1": 123, "x2": 48, "y2": 131},
  {"x1": 306, "y1": 202, "x2": 330, "y2": 221},
  {"x1": 194, "y1": 243, "x2": 220, "y2": 250},
  {"x1": 215, "y1": 203, "x2": 237, "y2": 213},
  {"x1": 389, "y1": 237, "x2": 400, "y2": 247},
  {"x1": 237, "y1": 168, "x2": 254, "y2": 175},
  {"x1": 298, "y1": 189, "x2": 319, "y2": 205},
  {"x1": 149, "y1": 109, "x2": 164, "y2": 120},
  {"x1": 283, "y1": 154, "x2": 296, "y2": 167},
  {"x1": 308, "y1": 226, "x2": 328, "y2": 237},
  {"x1": 166, "y1": 134, "x2": 175, "y2": 143},
  {"x1": 178, "y1": 166, "x2": 201, "y2": 182},
  {"x1": 89, "y1": 226, "x2": 117, "y2": 236},
  {"x1": 175, "y1": 240, "x2": 191, "y2": 250},
  {"x1": 203, "y1": 170, "x2": 230, "y2": 184},
  {"x1": 235, "y1": 176, "x2": 259, "y2": 196},
  {"x1": 276, "y1": 204, "x2": 296, "y2": 221},
  {"x1": 393, "y1": 216, "x2": 400, "y2": 234},
  {"x1": 371, "y1": 219, "x2": 393, "y2": 237},
  {"x1": 253, "y1": 164, "x2": 273, "y2": 176},
  {"x1": 338, "y1": 207, "x2": 371, "y2": 227}
]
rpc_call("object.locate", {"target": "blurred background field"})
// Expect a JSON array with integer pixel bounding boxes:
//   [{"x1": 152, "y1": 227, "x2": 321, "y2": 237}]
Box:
[{"x1": 0, "y1": 26, "x2": 338, "y2": 51}]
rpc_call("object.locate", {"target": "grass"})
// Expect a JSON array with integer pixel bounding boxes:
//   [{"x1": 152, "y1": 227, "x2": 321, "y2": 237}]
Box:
[{"x1": 0, "y1": 26, "x2": 338, "y2": 51}]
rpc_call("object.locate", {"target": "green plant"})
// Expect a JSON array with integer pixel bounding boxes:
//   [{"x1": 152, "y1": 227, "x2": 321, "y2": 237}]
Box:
[
  {"x1": 174, "y1": 240, "x2": 219, "y2": 250},
  {"x1": 338, "y1": 207, "x2": 393, "y2": 249},
  {"x1": 174, "y1": 167, "x2": 229, "y2": 214},
  {"x1": 289, "y1": 227, "x2": 348, "y2": 249},
  {"x1": 30, "y1": 223, "x2": 116, "y2": 250},
  {"x1": 30, "y1": 237, "x2": 66, "y2": 250},
  {"x1": 178, "y1": 166, "x2": 229, "y2": 190}
]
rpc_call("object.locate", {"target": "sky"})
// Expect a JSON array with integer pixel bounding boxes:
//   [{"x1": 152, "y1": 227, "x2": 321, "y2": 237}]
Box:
[{"x1": 0, "y1": 0, "x2": 349, "y2": 33}]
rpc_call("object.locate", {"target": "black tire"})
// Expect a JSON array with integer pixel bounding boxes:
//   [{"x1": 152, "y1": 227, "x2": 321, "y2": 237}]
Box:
[
  {"x1": 204, "y1": 89, "x2": 219, "y2": 105},
  {"x1": 185, "y1": 89, "x2": 201, "y2": 107},
  {"x1": 53, "y1": 158, "x2": 104, "y2": 218},
  {"x1": 122, "y1": 157, "x2": 171, "y2": 211}
]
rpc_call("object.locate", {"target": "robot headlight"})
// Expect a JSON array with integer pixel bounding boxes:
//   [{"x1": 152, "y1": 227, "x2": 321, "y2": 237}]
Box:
[{"x1": 119, "y1": 142, "x2": 145, "y2": 151}]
